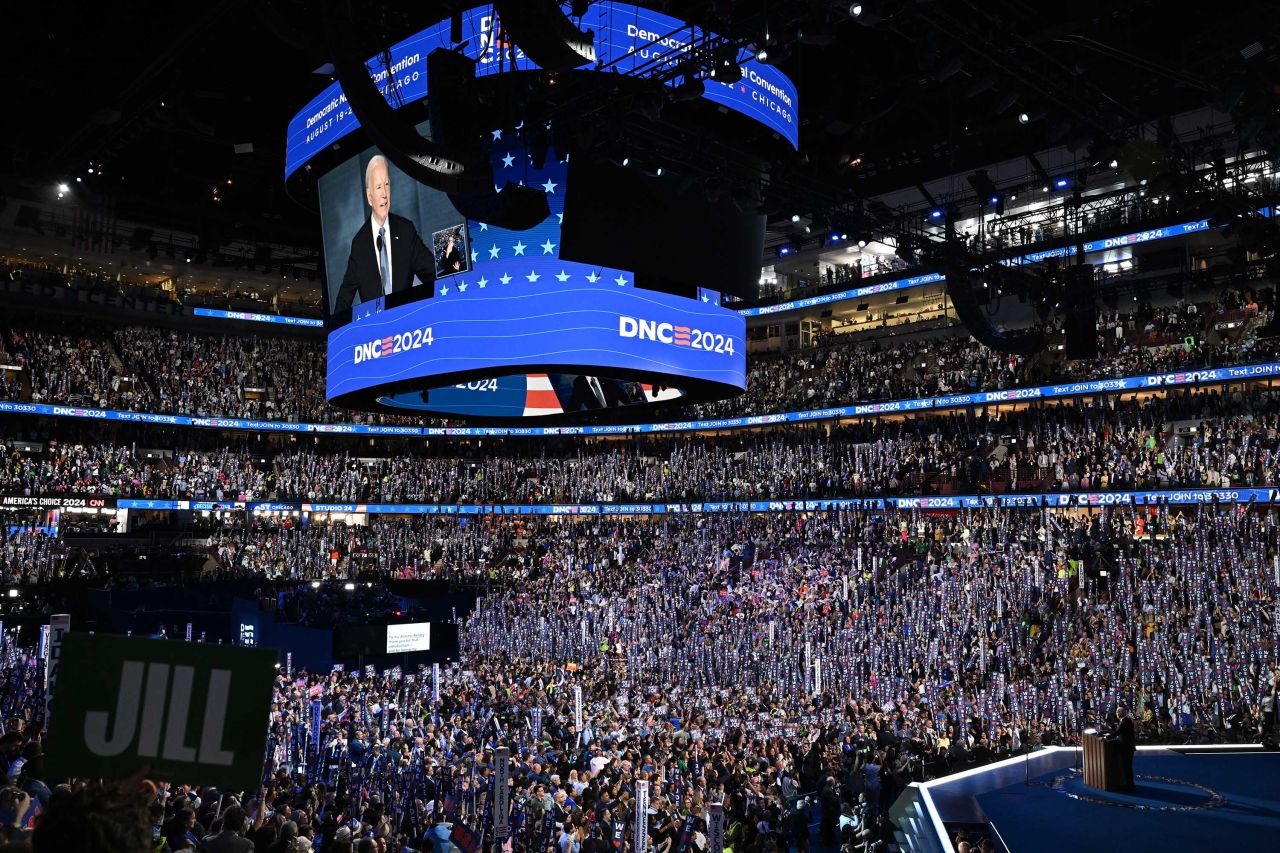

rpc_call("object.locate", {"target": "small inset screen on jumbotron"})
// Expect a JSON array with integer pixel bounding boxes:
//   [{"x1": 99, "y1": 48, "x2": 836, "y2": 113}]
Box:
[
  {"x1": 431, "y1": 223, "x2": 471, "y2": 279},
  {"x1": 385, "y1": 623, "x2": 432, "y2": 654}
]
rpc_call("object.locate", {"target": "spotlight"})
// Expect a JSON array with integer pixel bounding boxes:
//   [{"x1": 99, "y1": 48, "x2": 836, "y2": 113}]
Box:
[
  {"x1": 777, "y1": 245, "x2": 793, "y2": 257},
  {"x1": 989, "y1": 196, "x2": 999, "y2": 205},
  {"x1": 310, "y1": 581, "x2": 321, "y2": 589},
  {"x1": 1054, "y1": 177, "x2": 1070, "y2": 189},
  {"x1": 850, "y1": 3, "x2": 880, "y2": 25},
  {"x1": 857, "y1": 240, "x2": 867, "y2": 248},
  {"x1": 831, "y1": 233, "x2": 842, "y2": 243},
  {"x1": 57, "y1": 183, "x2": 69, "y2": 193},
  {"x1": 343, "y1": 582, "x2": 356, "y2": 591},
  {"x1": 755, "y1": 48, "x2": 768, "y2": 62},
  {"x1": 6, "y1": 589, "x2": 17, "y2": 598},
  {"x1": 1017, "y1": 112, "x2": 1030, "y2": 124},
  {"x1": 656, "y1": 167, "x2": 664, "y2": 176},
  {"x1": 1109, "y1": 159, "x2": 1119, "y2": 168},
  {"x1": 621, "y1": 157, "x2": 630, "y2": 166},
  {"x1": 929, "y1": 209, "x2": 943, "y2": 219}
]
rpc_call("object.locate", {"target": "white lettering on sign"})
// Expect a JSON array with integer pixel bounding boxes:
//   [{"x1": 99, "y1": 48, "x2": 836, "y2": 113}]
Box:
[
  {"x1": 83, "y1": 662, "x2": 235, "y2": 765},
  {"x1": 618, "y1": 315, "x2": 735, "y2": 354}
]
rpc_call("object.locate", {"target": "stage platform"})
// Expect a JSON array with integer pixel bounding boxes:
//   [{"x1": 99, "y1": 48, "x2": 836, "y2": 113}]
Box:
[{"x1": 897, "y1": 744, "x2": 1280, "y2": 853}]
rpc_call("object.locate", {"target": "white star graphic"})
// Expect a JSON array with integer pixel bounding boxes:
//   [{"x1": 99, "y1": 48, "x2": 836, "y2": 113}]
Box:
[
  {"x1": 489, "y1": 245, "x2": 500, "y2": 259},
  {"x1": 479, "y1": 223, "x2": 488, "y2": 232},
  {"x1": 512, "y1": 241, "x2": 527, "y2": 256},
  {"x1": 440, "y1": 285, "x2": 450, "y2": 295},
  {"x1": 540, "y1": 239, "x2": 557, "y2": 255},
  {"x1": 541, "y1": 179, "x2": 558, "y2": 194},
  {"x1": 614, "y1": 275, "x2": 628, "y2": 286},
  {"x1": 491, "y1": 129, "x2": 503, "y2": 140},
  {"x1": 501, "y1": 153, "x2": 515, "y2": 168},
  {"x1": 556, "y1": 212, "x2": 564, "y2": 224},
  {"x1": 555, "y1": 270, "x2": 571, "y2": 282},
  {"x1": 701, "y1": 294, "x2": 709, "y2": 303},
  {"x1": 477, "y1": 277, "x2": 488, "y2": 288},
  {"x1": 586, "y1": 271, "x2": 600, "y2": 283},
  {"x1": 499, "y1": 273, "x2": 512, "y2": 285},
  {"x1": 526, "y1": 270, "x2": 541, "y2": 282},
  {"x1": 470, "y1": 250, "x2": 478, "y2": 263},
  {"x1": 458, "y1": 281, "x2": 469, "y2": 292}
]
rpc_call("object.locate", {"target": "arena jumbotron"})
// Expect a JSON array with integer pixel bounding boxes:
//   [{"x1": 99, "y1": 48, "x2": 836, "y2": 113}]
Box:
[{"x1": 2, "y1": 3, "x2": 1279, "y2": 852}]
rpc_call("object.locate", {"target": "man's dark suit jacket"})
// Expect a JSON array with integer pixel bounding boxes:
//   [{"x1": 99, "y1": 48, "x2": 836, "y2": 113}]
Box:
[
  {"x1": 201, "y1": 829, "x2": 255, "y2": 853},
  {"x1": 334, "y1": 212, "x2": 436, "y2": 313},
  {"x1": 1116, "y1": 715, "x2": 1136, "y2": 750}
]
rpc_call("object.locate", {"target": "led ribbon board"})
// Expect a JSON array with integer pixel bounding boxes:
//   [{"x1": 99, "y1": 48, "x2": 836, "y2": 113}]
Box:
[
  {"x1": 326, "y1": 278, "x2": 745, "y2": 418},
  {"x1": 5, "y1": 359, "x2": 1279, "y2": 433},
  {"x1": 285, "y1": 3, "x2": 798, "y2": 179}
]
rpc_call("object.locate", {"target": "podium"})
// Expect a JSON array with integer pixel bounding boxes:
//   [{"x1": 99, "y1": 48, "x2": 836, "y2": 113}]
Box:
[{"x1": 1082, "y1": 732, "x2": 1126, "y2": 790}]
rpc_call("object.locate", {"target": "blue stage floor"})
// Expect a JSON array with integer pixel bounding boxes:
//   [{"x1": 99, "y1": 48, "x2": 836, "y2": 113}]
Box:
[{"x1": 967, "y1": 750, "x2": 1280, "y2": 853}]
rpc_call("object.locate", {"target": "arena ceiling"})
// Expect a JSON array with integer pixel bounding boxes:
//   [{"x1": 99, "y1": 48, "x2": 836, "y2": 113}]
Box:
[{"x1": 1, "y1": 0, "x2": 1276, "y2": 265}]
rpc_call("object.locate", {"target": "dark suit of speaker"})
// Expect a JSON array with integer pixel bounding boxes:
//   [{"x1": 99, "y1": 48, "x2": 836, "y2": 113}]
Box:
[
  {"x1": 568, "y1": 375, "x2": 606, "y2": 411},
  {"x1": 1116, "y1": 715, "x2": 1136, "y2": 788},
  {"x1": 334, "y1": 213, "x2": 436, "y2": 313}
]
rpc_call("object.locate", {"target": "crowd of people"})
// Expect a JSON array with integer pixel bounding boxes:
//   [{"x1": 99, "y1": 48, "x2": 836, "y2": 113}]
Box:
[
  {"x1": 1, "y1": 385, "x2": 1278, "y2": 523},
  {"x1": 1, "y1": 286, "x2": 1274, "y2": 428},
  {"x1": 0, "y1": 264, "x2": 1277, "y2": 853},
  {"x1": 3, "y1": 503, "x2": 1279, "y2": 852},
  {"x1": 692, "y1": 288, "x2": 1273, "y2": 421},
  {"x1": 3, "y1": 328, "x2": 152, "y2": 411}
]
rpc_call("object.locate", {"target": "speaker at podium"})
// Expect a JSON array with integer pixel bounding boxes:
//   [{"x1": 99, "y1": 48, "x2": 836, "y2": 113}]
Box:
[{"x1": 1082, "y1": 730, "x2": 1129, "y2": 791}]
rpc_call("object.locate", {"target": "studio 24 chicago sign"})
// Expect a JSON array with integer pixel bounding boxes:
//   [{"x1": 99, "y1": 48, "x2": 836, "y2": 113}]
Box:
[{"x1": 46, "y1": 634, "x2": 276, "y2": 790}]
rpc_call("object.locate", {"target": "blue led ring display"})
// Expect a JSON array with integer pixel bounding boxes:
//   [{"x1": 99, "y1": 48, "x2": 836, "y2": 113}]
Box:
[
  {"x1": 286, "y1": 3, "x2": 799, "y2": 179},
  {"x1": 325, "y1": 277, "x2": 746, "y2": 420}
]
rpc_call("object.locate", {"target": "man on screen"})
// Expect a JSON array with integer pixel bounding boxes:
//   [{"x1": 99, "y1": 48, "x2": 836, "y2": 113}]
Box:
[{"x1": 334, "y1": 154, "x2": 436, "y2": 313}]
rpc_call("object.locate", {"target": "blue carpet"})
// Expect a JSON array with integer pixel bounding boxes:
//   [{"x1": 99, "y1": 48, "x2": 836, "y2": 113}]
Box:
[{"x1": 974, "y1": 752, "x2": 1280, "y2": 853}]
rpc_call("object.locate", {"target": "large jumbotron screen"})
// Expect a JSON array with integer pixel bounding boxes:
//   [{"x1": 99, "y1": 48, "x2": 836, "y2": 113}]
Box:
[{"x1": 295, "y1": 4, "x2": 796, "y2": 421}]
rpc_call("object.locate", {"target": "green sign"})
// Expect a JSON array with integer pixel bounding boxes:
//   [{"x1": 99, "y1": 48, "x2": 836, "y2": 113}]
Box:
[{"x1": 46, "y1": 634, "x2": 277, "y2": 790}]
